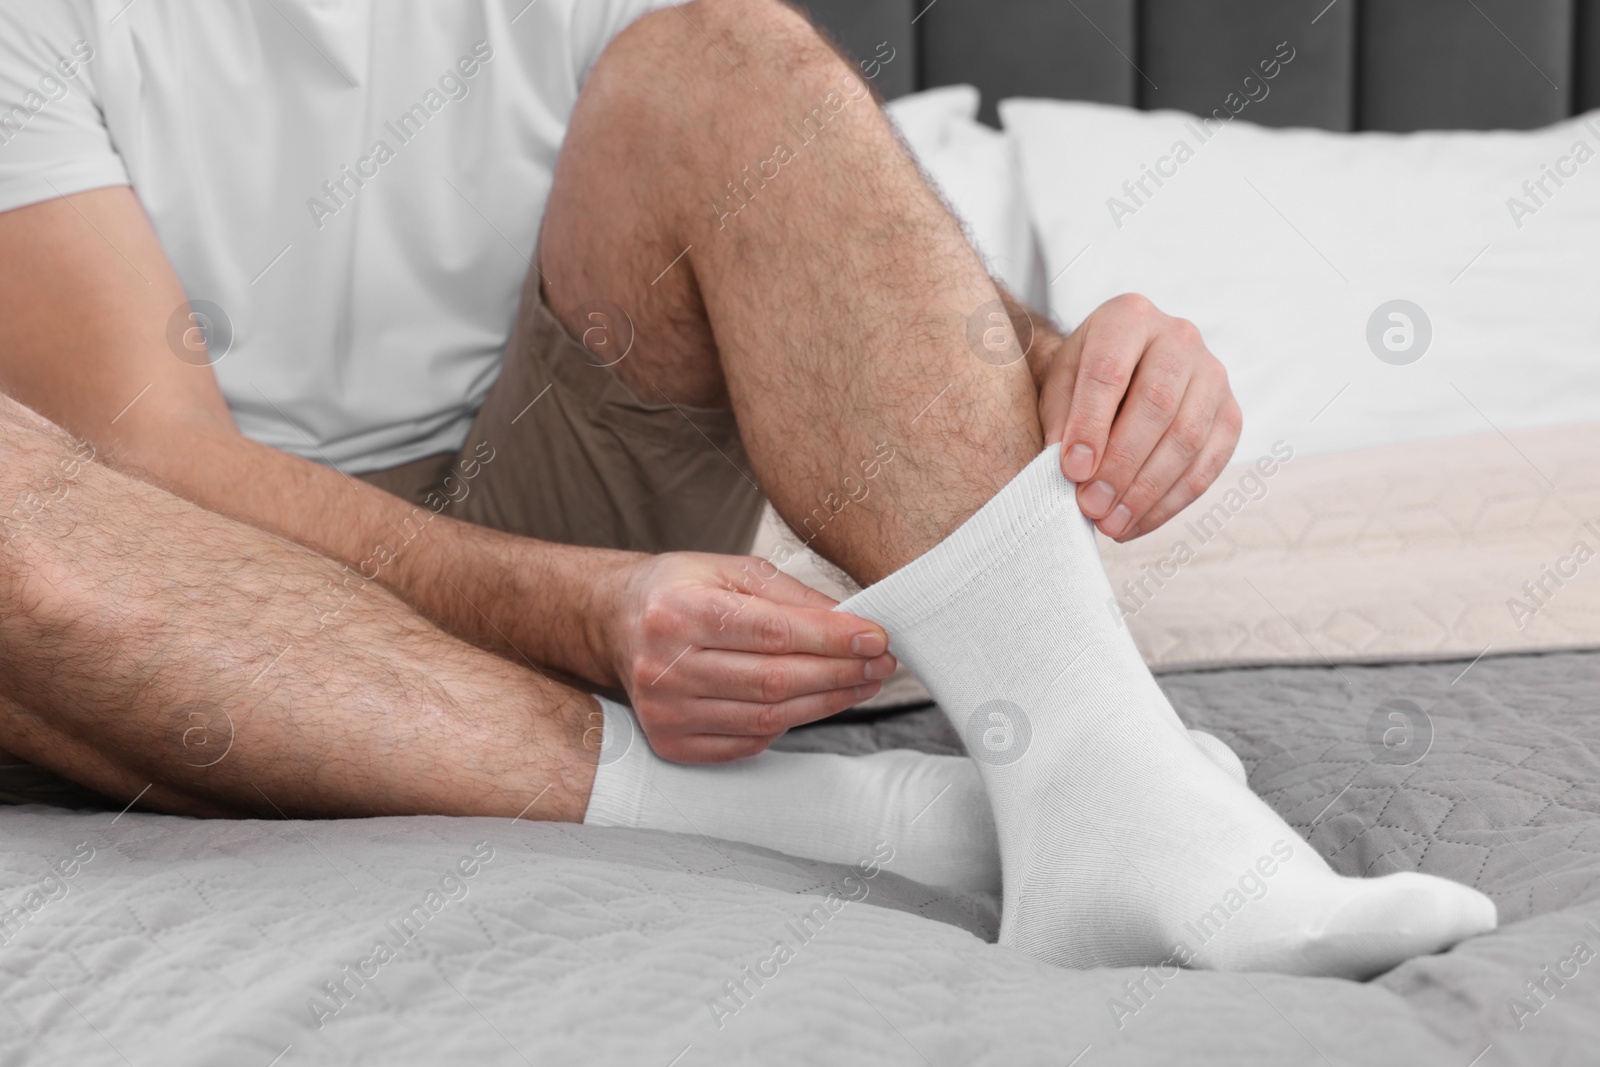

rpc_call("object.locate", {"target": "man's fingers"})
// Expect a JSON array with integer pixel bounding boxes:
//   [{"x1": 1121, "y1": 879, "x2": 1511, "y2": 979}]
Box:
[
  {"x1": 661, "y1": 732, "x2": 787, "y2": 764},
  {"x1": 1058, "y1": 294, "x2": 1157, "y2": 482},
  {"x1": 646, "y1": 684, "x2": 876, "y2": 742},
  {"x1": 1076, "y1": 341, "x2": 1196, "y2": 533},
  {"x1": 757, "y1": 571, "x2": 892, "y2": 657},
  {"x1": 1123, "y1": 398, "x2": 1241, "y2": 538},
  {"x1": 746, "y1": 566, "x2": 840, "y2": 610},
  {"x1": 712, "y1": 593, "x2": 891, "y2": 660},
  {"x1": 687, "y1": 681, "x2": 882, "y2": 738},
  {"x1": 1098, "y1": 371, "x2": 1220, "y2": 539},
  {"x1": 642, "y1": 675, "x2": 885, "y2": 761},
  {"x1": 686, "y1": 648, "x2": 894, "y2": 704}
]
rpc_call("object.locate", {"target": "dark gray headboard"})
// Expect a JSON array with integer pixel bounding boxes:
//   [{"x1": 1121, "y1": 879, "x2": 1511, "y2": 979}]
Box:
[{"x1": 798, "y1": 0, "x2": 1600, "y2": 131}]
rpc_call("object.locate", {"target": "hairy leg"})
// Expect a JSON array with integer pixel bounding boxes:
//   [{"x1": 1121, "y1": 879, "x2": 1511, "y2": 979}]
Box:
[
  {"x1": 0, "y1": 393, "x2": 1019, "y2": 887},
  {"x1": 540, "y1": 0, "x2": 1042, "y2": 584},
  {"x1": 544, "y1": 3, "x2": 1498, "y2": 977},
  {"x1": 0, "y1": 395, "x2": 597, "y2": 819}
]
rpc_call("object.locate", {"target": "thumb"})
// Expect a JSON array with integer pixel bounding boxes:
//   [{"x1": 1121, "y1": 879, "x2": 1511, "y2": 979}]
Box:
[{"x1": 1039, "y1": 325, "x2": 1083, "y2": 448}]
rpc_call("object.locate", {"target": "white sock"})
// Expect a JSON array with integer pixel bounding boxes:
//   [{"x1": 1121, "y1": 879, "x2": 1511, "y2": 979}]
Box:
[
  {"x1": 582, "y1": 695, "x2": 1244, "y2": 896},
  {"x1": 838, "y1": 445, "x2": 1497, "y2": 977},
  {"x1": 1188, "y1": 728, "x2": 1247, "y2": 785},
  {"x1": 583, "y1": 698, "x2": 1001, "y2": 896}
]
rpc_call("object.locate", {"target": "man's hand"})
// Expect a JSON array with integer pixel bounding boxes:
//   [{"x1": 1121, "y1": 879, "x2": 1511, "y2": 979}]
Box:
[
  {"x1": 1035, "y1": 293, "x2": 1242, "y2": 542},
  {"x1": 601, "y1": 553, "x2": 895, "y2": 762}
]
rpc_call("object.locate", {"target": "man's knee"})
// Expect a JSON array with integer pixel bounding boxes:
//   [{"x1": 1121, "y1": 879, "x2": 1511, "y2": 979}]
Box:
[
  {"x1": 686, "y1": 0, "x2": 841, "y2": 70},
  {"x1": 584, "y1": 0, "x2": 855, "y2": 141},
  {"x1": 625, "y1": 0, "x2": 833, "y2": 64}
]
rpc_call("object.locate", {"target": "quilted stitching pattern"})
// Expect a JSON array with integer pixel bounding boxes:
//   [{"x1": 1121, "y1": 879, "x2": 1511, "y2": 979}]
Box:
[{"x1": 5, "y1": 650, "x2": 1600, "y2": 1064}]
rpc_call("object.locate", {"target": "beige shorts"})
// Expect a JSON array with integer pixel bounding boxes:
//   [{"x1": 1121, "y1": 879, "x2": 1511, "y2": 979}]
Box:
[{"x1": 358, "y1": 283, "x2": 766, "y2": 557}]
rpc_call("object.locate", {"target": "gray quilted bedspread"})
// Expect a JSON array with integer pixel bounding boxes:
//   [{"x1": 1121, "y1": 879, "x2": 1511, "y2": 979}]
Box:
[{"x1": 4, "y1": 650, "x2": 1599, "y2": 1066}]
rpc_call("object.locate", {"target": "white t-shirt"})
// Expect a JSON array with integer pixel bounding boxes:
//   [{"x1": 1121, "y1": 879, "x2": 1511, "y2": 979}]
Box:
[{"x1": 0, "y1": 0, "x2": 667, "y2": 472}]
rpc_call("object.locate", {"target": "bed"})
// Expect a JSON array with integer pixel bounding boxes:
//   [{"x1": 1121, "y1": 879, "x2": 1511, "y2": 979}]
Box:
[
  {"x1": 9, "y1": 1, "x2": 1600, "y2": 1064},
  {"x1": 10, "y1": 646, "x2": 1600, "y2": 1064}
]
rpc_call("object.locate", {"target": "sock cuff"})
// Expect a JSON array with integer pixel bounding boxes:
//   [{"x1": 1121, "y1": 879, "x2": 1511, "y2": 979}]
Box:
[
  {"x1": 839, "y1": 444, "x2": 1084, "y2": 629},
  {"x1": 580, "y1": 696, "x2": 652, "y2": 828}
]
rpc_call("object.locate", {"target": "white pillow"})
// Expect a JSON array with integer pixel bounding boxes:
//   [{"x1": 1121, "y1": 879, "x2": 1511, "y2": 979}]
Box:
[
  {"x1": 1001, "y1": 99, "x2": 1600, "y2": 460},
  {"x1": 886, "y1": 86, "x2": 1044, "y2": 306}
]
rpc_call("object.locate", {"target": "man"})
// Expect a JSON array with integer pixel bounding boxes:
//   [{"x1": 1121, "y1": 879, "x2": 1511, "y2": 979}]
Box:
[{"x1": 0, "y1": 0, "x2": 1495, "y2": 976}]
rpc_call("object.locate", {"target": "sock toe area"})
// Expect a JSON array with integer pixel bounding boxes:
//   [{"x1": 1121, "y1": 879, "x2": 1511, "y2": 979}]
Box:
[{"x1": 1288, "y1": 872, "x2": 1499, "y2": 980}]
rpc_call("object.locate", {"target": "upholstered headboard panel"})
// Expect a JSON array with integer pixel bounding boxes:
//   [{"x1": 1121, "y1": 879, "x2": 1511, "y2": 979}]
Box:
[{"x1": 798, "y1": 0, "x2": 1600, "y2": 131}]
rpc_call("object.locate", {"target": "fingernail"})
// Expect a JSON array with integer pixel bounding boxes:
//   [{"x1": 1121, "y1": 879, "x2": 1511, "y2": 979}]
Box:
[
  {"x1": 851, "y1": 632, "x2": 886, "y2": 657},
  {"x1": 1080, "y1": 480, "x2": 1116, "y2": 518},
  {"x1": 1101, "y1": 504, "x2": 1132, "y2": 538},
  {"x1": 854, "y1": 681, "x2": 883, "y2": 700},
  {"x1": 1064, "y1": 443, "x2": 1095, "y2": 482},
  {"x1": 864, "y1": 655, "x2": 894, "y2": 680}
]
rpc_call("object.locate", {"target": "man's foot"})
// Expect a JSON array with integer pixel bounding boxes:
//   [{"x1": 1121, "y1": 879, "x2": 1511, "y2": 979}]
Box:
[
  {"x1": 841, "y1": 446, "x2": 1496, "y2": 977},
  {"x1": 584, "y1": 698, "x2": 1001, "y2": 895},
  {"x1": 1006, "y1": 708, "x2": 1494, "y2": 976}
]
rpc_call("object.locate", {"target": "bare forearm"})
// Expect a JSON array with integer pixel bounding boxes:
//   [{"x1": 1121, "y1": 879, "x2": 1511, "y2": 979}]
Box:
[
  {"x1": 115, "y1": 414, "x2": 633, "y2": 687},
  {"x1": 0, "y1": 188, "x2": 621, "y2": 688},
  {"x1": 0, "y1": 400, "x2": 596, "y2": 819}
]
